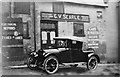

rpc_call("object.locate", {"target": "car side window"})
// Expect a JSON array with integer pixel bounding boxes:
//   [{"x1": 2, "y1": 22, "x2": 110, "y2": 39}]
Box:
[
  {"x1": 57, "y1": 40, "x2": 67, "y2": 48},
  {"x1": 72, "y1": 41, "x2": 76, "y2": 44}
]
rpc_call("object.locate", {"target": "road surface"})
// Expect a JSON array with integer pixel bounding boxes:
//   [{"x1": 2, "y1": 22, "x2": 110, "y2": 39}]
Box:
[{"x1": 2, "y1": 64, "x2": 120, "y2": 76}]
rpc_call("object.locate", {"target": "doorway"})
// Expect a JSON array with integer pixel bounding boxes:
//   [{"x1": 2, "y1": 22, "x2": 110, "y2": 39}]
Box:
[{"x1": 40, "y1": 21, "x2": 58, "y2": 49}]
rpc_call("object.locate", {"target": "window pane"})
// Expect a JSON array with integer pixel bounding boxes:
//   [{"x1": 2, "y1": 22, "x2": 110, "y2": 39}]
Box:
[
  {"x1": 41, "y1": 23, "x2": 55, "y2": 29},
  {"x1": 2, "y1": 2, "x2": 10, "y2": 17},
  {"x1": 14, "y1": 2, "x2": 30, "y2": 14},
  {"x1": 53, "y1": 2, "x2": 64, "y2": 13},
  {"x1": 73, "y1": 23, "x2": 85, "y2": 36}
]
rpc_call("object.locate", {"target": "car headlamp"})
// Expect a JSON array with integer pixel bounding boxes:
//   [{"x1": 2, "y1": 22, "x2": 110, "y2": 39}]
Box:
[{"x1": 33, "y1": 52, "x2": 38, "y2": 57}]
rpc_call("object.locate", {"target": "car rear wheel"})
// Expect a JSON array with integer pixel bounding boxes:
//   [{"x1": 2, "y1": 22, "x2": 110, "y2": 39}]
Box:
[
  {"x1": 43, "y1": 56, "x2": 59, "y2": 74},
  {"x1": 87, "y1": 56, "x2": 98, "y2": 70}
]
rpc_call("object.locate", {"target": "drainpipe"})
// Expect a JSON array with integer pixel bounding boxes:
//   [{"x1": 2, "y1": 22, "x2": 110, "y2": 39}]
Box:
[
  {"x1": 9, "y1": 2, "x2": 11, "y2": 18},
  {"x1": 33, "y1": 2, "x2": 36, "y2": 51},
  {"x1": 118, "y1": 1, "x2": 120, "y2": 63}
]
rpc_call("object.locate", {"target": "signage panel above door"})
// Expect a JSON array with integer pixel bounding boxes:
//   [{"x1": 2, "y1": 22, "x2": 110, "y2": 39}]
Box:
[{"x1": 41, "y1": 12, "x2": 90, "y2": 22}]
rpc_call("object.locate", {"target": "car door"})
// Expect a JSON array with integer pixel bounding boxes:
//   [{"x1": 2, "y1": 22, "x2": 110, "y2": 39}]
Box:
[
  {"x1": 58, "y1": 40, "x2": 72, "y2": 63},
  {"x1": 59, "y1": 48, "x2": 72, "y2": 63},
  {"x1": 71, "y1": 41, "x2": 87, "y2": 62}
]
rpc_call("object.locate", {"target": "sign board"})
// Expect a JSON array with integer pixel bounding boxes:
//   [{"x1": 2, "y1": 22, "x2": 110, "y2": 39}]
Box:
[
  {"x1": 41, "y1": 12, "x2": 90, "y2": 22},
  {"x1": 2, "y1": 18, "x2": 24, "y2": 61},
  {"x1": 97, "y1": 11, "x2": 102, "y2": 19},
  {"x1": 87, "y1": 27, "x2": 99, "y2": 49}
]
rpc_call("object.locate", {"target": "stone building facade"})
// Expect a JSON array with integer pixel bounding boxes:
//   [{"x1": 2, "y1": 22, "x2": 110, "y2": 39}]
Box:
[{"x1": 2, "y1": 0, "x2": 119, "y2": 63}]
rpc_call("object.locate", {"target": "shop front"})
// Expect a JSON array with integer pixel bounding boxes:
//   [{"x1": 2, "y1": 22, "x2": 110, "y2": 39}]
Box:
[{"x1": 40, "y1": 12, "x2": 90, "y2": 49}]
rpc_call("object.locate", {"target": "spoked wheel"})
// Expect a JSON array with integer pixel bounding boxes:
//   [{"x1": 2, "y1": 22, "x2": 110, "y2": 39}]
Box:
[
  {"x1": 43, "y1": 56, "x2": 59, "y2": 74},
  {"x1": 87, "y1": 56, "x2": 98, "y2": 70},
  {"x1": 27, "y1": 57, "x2": 36, "y2": 69}
]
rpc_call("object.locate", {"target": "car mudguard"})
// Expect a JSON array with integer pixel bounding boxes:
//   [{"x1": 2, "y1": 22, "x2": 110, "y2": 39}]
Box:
[
  {"x1": 43, "y1": 53, "x2": 62, "y2": 63},
  {"x1": 88, "y1": 53, "x2": 100, "y2": 63}
]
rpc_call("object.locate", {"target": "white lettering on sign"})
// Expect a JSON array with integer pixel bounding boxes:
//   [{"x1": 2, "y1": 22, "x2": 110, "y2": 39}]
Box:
[
  {"x1": 88, "y1": 35, "x2": 99, "y2": 39},
  {"x1": 15, "y1": 36, "x2": 23, "y2": 39},
  {"x1": 88, "y1": 46, "x2": 99, "y2": 48},
  {"x1": 14, "y1": 31, "x2": 19, "y2": 36},
  {"x1": 88, "y1": 43, "x2": 99, "y2": 46},
  {"x1": 88, "y1": 39, "x2": 99, "y2": 41},
  {"x1": 87, "y1": 31, "x2": 99, "y2": 35},
  {"x1": 2, "y1": 36, "x2": 23, "y2": 39},
  {"x1": 87, "y1": 27, "x2": 99, "y2": 48},
  {"x1": 81, "y1": 16, "x2": 89, "y2": 21},
  {"x1": 3, "y1": 27, "x2": 16, "y2": 30},
  {"x1": 58, "y1": 14, "x2": 62, "y2": 18},
  {"x1": 2, "y1": 45, "x2": 23, "y2": 47},
  {"x1": 41, "y1": 12, "x2": 90, "y2": 22},
  {"x1": 2, "y1": 36, "x2": 12, "y2": 39},
  {"x1": 2, "y1": 23, "x2": 17, "y2": 26},
  {"x1": 54, "y1": 14, "x2": 57, "y2": 19}
]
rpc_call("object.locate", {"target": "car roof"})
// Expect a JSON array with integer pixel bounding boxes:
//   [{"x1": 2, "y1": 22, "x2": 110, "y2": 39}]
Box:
[{"x1": 53, "y1": 36, "x2": 87, "y2": 42}]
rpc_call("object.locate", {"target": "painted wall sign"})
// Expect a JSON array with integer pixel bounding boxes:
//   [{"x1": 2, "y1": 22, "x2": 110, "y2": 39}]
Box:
[
  {"x1": 2, "y1": 18, "x2": 24, "y2": 61},
  {"x1": 41, "y1": 12, "x2": 90, "y2": 22},
  {"x1": 87, "y1": 27, "x2": 99, "y2": 49}
]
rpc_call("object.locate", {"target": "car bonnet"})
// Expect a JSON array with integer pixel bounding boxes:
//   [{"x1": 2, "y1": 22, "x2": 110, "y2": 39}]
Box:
[
  {"x1": 44, "y1": 48, "x2": 68, "y2": 53},
  {"x1": 44, "y1": 49, "x2": 59, "y2": 53}
]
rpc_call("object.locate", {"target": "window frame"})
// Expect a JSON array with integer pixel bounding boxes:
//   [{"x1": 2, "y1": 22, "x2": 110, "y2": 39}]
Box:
[
  {"x1": 23, "y1": 22, "x2": 30, "y2": 39},
  {"x1": 73, "y1": 23, "x2": 85, "y2": 37},
  {"x1": 14, "y1": 2, "x2": 30, "y2": 14}
]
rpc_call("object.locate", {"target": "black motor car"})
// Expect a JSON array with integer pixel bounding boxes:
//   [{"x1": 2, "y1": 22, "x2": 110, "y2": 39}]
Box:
[{"x1": 27, "y1": 36, "x2": 100, "y2": 74}]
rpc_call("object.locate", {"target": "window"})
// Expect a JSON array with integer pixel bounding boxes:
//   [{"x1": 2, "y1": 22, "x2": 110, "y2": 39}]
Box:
[
  {"x1": 53, "y1": 2, "x2": 64, "y2": 13},
  {"x1": 23, "y1": 22, "x2": 30, "y2": 39},
  {"x1": 73, "y1": 23, "x2": 85, "y2": 37},
  {"x1": 41, "y1": 23, "x2": 55, "y2": 30},
  {"x1": 14, "y1": 2, "x2": 30, "y2": 14},
  {"x1": 2, "y1": 2, "x2": 10, "y2": 17}
]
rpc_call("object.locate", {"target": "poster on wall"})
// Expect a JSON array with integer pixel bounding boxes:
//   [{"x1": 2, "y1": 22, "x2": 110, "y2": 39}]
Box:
[{"x1": 86, "y1": 22, "x2": 106, "y2": 56}]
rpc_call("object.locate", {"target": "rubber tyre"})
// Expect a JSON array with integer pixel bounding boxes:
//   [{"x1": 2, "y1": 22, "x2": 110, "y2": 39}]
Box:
[
  {"x1": 27, "y1": 57, "x2": 36, "y2": 70},
  {"x1": 43, "y1": 56, "x2": 59, "y2": 74},
  {"x1": 87, "y1": 56, "x2": 98, "y2": 70}
]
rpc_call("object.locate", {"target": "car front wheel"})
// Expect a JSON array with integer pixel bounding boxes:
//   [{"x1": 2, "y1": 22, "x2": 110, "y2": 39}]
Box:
[
  {"x1": 43, "y1": 56, "x2": 59, "y2": 74},
  {"x1": 87, "y1": 56, "x2": 98, "y2": 70},
  {"x1": 27, "y1": 57, "x2": 36, "y2": 69}
]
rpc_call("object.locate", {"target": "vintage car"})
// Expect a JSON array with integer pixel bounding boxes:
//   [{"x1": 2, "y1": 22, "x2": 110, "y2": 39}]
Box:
[{"x1": 27, "y1": 36, "x2": 100, "y2": 74}]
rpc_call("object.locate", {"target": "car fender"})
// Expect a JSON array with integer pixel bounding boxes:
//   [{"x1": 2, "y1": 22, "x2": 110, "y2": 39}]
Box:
[
  {"x1": 88, "y1": 53, "x2": 94, "y2": 57},
  {"x1": 88, "y1": 53, "x2": 100, "y2": 63},
  {"x1": 44, "y1": 52, "x2": 59, "y2": 59},
  {"x1": 43, "y1": 52, "x2": 51, "y2": 57}
]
